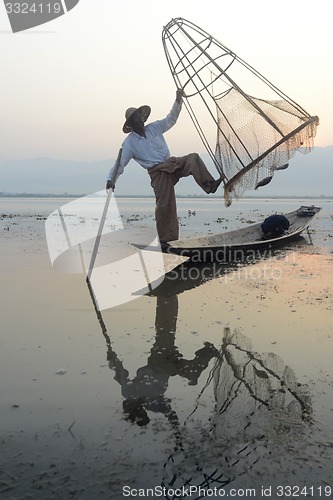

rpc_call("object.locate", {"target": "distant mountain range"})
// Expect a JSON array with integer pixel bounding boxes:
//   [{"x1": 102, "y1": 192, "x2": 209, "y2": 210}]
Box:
[{"x1": 1, "y1": 146, "x2": 332, "y2": 197}]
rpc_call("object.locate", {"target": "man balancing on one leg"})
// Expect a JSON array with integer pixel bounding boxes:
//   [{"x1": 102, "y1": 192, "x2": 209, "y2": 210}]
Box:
[{"x1": 106, "y1": 89, "x2": 223, "y2": 249}]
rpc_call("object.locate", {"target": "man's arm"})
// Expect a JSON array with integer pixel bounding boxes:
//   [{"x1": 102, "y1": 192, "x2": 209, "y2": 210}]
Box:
[
  {"x1": 106, "y1": 148, "x2": 122, "y2": 190},
  {"x1": 106, "y1": 144, "x2": 131, "y2": 190},
  {"x1": 150, "y1": 89, "x2": 184, "y2": 135}
]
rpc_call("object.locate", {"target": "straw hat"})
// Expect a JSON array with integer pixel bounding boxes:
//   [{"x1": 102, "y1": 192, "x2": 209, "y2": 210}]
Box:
[{"x1": 123, "y1": 105, "x2": 151, "y2": 133}]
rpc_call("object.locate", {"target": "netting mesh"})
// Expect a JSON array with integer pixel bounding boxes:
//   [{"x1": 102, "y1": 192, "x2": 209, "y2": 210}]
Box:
[
  {"x1": 215, "y1": 88, "x2": 319, "y2": 204},
  {"x1": 162, "y1": 18, "x2": 319, "y2": 205}
]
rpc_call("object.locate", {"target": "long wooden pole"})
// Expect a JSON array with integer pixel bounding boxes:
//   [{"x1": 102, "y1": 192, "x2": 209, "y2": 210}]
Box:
[{"x1": 86, "y1": 148, "x2": 122, "y2": 313}]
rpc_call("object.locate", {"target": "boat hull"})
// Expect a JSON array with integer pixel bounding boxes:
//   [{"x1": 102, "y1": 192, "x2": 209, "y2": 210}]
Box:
[{"x1": 166, "y1": 206, "x2": 321, "y2": 262}]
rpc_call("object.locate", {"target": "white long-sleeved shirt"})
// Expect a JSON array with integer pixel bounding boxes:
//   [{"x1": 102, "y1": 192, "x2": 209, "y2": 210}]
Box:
[{"x1": 107, "y1": 100, "x2": 182, "y2": 182}]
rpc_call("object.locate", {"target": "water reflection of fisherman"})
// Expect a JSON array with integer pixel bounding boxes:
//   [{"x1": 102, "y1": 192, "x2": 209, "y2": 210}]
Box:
[{"x1": 107, "y1": 295, "x2": 219, "y2": 427}]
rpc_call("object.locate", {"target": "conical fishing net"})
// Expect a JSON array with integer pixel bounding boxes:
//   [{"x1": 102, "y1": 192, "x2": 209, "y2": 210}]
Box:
[{"x1": 162, "y1": 18, "x2": 319, "y2": 205}]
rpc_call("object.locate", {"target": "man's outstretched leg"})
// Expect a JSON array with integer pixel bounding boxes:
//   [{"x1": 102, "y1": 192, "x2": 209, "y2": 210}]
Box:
[{"x1": 173, "y1": 153, "x2": 224, "y2": 194}]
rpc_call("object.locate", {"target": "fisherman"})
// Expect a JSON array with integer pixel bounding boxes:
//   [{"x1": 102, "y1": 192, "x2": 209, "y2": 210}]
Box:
[{"x1": 106, "y1": 89, "x2": 223, "y2": 248}]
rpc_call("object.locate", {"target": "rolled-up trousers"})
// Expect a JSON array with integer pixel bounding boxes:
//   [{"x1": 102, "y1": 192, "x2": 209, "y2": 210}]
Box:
[{"x1": 148, "y1": 153, "x2": 216, "y2": 242}]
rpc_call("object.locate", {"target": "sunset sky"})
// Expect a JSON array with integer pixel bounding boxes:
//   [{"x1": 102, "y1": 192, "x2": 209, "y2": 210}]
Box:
[{"x1": 0, "y1": 0, "x2": 332, "y2": 166}]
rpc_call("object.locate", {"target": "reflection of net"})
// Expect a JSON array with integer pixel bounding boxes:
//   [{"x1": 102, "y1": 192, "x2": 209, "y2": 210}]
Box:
[
  {"x1": 213, "y1": 327, "x2": 312, "y2": 478},
  {"x1": 161, "y1": 327, "x2": 312, "y2": 498},
  {"x1": 209, "y1": 328, "x2": 312, "y2": 488},
  {"x1": 215, "y1": 89, "x2": 318, "y2": 205}
]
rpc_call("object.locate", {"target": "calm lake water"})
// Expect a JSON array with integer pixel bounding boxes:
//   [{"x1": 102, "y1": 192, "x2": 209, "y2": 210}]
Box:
[{"x1": 1, "y1": 196, "x2": 332, "y2": 499}]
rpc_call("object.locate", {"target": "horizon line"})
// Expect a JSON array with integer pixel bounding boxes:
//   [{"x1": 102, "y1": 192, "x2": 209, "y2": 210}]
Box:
[{"x1": 1, "y1": 193, "x2": 332, "y2": 200}]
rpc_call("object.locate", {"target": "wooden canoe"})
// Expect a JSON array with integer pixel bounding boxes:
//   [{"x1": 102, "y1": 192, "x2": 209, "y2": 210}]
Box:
[{"x1": 165, "y1": 205, "x2": 321, "y2": 262}]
